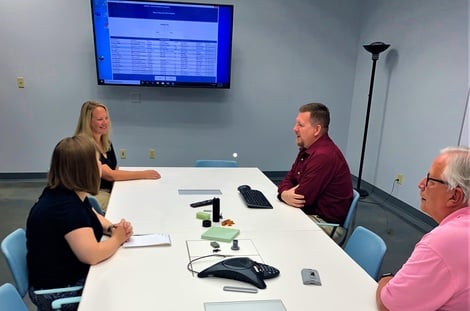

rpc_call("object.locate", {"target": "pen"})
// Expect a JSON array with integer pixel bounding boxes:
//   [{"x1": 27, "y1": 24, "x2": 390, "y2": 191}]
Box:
[{"x1": 223, "y1": 286, "x2": 258, "y2": 293}]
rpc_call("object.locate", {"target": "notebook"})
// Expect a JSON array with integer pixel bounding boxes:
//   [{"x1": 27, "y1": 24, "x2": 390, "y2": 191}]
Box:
[
  {"x1": 201, "y1": 227, "x2": 240, "y2": 243},
  {"x1": 123, "y1": 233, "x2": 171, "y2": 248}
]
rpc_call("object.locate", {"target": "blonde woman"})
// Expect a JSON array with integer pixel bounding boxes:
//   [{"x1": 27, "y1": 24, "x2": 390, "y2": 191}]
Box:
[{"x1": 75, "y1": 101, "x2": 160, "y2": 211}]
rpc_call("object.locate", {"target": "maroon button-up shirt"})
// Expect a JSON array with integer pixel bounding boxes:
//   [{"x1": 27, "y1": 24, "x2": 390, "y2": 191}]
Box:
[{"x1": 277, "y1": 134, "x2": 353, "y2": 223}]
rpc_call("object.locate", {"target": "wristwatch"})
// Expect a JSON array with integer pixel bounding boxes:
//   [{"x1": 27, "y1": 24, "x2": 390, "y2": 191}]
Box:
[{"x1": 381, "y1": 272, "x2": 394, "y2": 278}]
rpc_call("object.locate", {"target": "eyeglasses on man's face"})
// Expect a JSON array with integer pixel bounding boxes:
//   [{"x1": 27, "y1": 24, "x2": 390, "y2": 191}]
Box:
[{"x1": 425, "y1": 173, "x2": 448, "y2": 188}]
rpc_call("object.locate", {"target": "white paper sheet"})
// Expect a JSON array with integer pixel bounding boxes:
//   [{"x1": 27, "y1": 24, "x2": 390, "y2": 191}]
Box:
[{"x1": 123, "y1": 233, "x2": 171, "y2": 248}]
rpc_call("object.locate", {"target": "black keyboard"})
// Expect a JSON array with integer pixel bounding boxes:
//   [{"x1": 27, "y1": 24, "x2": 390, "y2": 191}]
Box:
[{"x1": 237, "y1": 185, "x2": 273, "y2": 209}]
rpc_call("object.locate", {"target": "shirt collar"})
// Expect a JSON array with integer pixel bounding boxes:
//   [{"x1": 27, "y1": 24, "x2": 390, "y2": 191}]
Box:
[
  {"x1": 300, "y1": 133, "x2": 330, "y2": 155},
  {"x1": 440, "y1": 206, "x2": 470, "y2": 226}
]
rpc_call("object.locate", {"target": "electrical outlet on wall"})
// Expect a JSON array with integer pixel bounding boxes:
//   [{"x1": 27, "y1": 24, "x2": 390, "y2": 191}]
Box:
[
  {"x1": 396, "y1": 173, "x2": 404, "y2": 185},
  {"x1": 149, "y1": 149, "x2": 156, "y2": 159},
  {"x1": 119, "y1": 149, "x2": 127, "y2": 159}
]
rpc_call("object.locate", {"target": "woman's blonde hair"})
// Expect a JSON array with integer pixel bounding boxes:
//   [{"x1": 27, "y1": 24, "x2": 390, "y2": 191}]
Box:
[
  {"x1": 74, "y1": 100, "x2": 112, "y2": 152},
  {"x1": 48, "y1": 135, "x2": 100, "y2": 195}
]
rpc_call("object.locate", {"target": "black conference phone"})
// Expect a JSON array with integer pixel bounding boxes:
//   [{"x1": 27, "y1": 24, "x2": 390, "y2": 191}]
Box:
[{"x1": 197, "y1": 257, "x2": 280, "y2": 289}]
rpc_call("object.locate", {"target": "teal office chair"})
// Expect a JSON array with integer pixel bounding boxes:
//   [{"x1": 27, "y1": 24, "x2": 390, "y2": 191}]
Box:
[
  {"x1": 87, "y1": 195, "x2": 105, "y2": 215},
  {"x1": 344, "y1": 226, "x2": 387, "y2": 280},
  {"x1": 195, "y1": 160, "x2": 238, "y2": 167},
  {"x1": 0, "y1": 283, "x2": 28, "y2": 311},
  {"x1": 316, "y1": 189, "x2": 360, "y2": 246},
  {"x1": 1, "y1": 228, "x2": 82, "y2": 310}
]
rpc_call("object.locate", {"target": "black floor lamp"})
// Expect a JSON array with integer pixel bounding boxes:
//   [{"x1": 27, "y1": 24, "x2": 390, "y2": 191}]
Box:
[{"x1": 356, "y1": 42, "x2": 390, "y2": 198}]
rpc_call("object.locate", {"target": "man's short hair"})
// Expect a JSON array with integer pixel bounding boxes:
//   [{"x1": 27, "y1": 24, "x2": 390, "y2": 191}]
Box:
[
  {"x1": 299, "y1": 103, "x2": 330, "y2": 129},
  {"x1": 441, "y1": 146, "x2": 470, "y2": 202}
]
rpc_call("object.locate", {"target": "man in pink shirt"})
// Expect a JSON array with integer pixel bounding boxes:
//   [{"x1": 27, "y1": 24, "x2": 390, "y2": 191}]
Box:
[{"x1": 376, "y1": 146, "x2": 470, "y2": 311}]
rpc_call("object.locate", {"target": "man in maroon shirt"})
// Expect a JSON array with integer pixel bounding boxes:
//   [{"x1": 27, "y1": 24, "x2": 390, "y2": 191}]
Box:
[{"x1": 278, "y1": 103, "x2": 353, "y2": 231}]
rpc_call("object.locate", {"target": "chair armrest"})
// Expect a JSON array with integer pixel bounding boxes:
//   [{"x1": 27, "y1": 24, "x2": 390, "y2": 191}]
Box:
[
  {"x1": 34, "y1": 286, "x2": 83, "y2": 295},
  {"x1": 315, "y1": 222, "x2": 340, "y2": 237},
  {"x1": 315, "y1": 222, "x2": 340, "y2": 227},
  {"x1": 51, "y1": 296, "x2": 81, "y2": 310},
  {"x1": 34, "y1": 286, "x2": 83, "y2": 310}
]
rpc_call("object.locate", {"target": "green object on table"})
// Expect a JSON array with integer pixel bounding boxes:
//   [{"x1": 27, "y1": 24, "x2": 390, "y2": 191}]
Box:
[
  {"x1": 201, "y1": 226, "x2": 240, "y2": 242},
  {"x1": 196, "y1": 212, "x2": 211, "y2": 220}
]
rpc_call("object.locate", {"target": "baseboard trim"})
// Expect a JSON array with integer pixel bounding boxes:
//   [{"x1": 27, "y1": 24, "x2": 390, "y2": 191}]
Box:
[
  {"x1": 263, "y1": 171, "x2": 286, "y2": 185},
  {"x1": 265, "y1": 171, "x2": 437, "y2": 233},
  {"x1": 0, "y1": 171, "x2": 437, "y2": 232},
  {"x1": 0, "y1": 172, "x2": 47, "y2": 180},
  {"x1": 352, "y1": 176, "x2": 437, "y2": 232}
]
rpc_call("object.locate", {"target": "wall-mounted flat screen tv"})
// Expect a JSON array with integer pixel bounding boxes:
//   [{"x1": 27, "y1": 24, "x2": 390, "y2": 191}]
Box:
[{"x1": 90, "y1": 0, "x2": 234, "y2": 88}]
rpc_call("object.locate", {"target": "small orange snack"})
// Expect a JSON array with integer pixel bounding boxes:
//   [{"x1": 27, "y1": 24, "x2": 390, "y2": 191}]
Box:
[{"x1": 221, "y1": 219, "x2": 235, "y2": 226}]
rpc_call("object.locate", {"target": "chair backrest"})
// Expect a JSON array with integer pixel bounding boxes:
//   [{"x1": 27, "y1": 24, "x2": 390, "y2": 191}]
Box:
[
  {"x1": 1, "y1": 228, "x2": 28, "y2": 297},
  {"x1": 344, "y1": 226, "x2": 387, "y2": 280},
  {"x1": 0, "y1": 283, "x2": 28, "y2": 311},
  {"x1": 87, "y1": 195, "x2": 105, "y2": 215},
  {"x1": 195, "y1": 160, "x2": 238, "y2": 167},
  {"x1": 342, "y1": 189, "x2": 360, "y2": 230}
]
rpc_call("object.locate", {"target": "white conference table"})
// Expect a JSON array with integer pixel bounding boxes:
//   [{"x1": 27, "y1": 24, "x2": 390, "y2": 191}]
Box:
[{"x1": 78, "y1": 167, "x2": 378, "y2": 310}]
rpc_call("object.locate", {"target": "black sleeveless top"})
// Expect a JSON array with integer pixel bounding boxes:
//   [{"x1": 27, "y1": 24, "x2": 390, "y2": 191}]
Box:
[{"x1": 99, "y1": 143, "x2": 117, "y2": 190}]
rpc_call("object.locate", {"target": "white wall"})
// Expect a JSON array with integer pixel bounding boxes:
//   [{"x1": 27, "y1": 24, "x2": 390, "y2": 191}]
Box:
[
  {"x1": 0, "y1": 0, "x2": 361, "y2": 172},
  {"x1": 461, "y1": 89, "x2": 469, "y2": 146},
  {"x1": 347, "y1": 0, "x2": 468, "y2": 207},
  {"x1": 0, "y1": 0, "x2": 468, "y2": 211},
  {"x1": 462, "y1": 0, "x2": 470, "y2": 146}
]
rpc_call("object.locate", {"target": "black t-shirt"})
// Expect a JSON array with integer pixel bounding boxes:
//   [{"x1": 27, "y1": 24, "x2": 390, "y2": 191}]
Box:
[
  {"x1": 26, "y1": 187, "x2": 103, "y2": 289},
  {"x1": 100, "y1": 143, "x2": 117, "y2": 190}
]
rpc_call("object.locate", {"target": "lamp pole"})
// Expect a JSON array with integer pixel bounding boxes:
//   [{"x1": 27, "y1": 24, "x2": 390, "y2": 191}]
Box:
[{"x1": 356, "y1": 42, "x2": 390, "y2": 197}]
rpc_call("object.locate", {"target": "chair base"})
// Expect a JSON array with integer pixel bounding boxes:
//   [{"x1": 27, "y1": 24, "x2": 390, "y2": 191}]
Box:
[{"x1": 355, "y1": 188, "x2": 369, "y2": 198}]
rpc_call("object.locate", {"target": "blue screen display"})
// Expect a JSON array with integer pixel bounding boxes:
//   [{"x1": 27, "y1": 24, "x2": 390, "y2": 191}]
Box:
[{"x1": 90, "y1": 0, "x2": 234, "y2": 88}]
